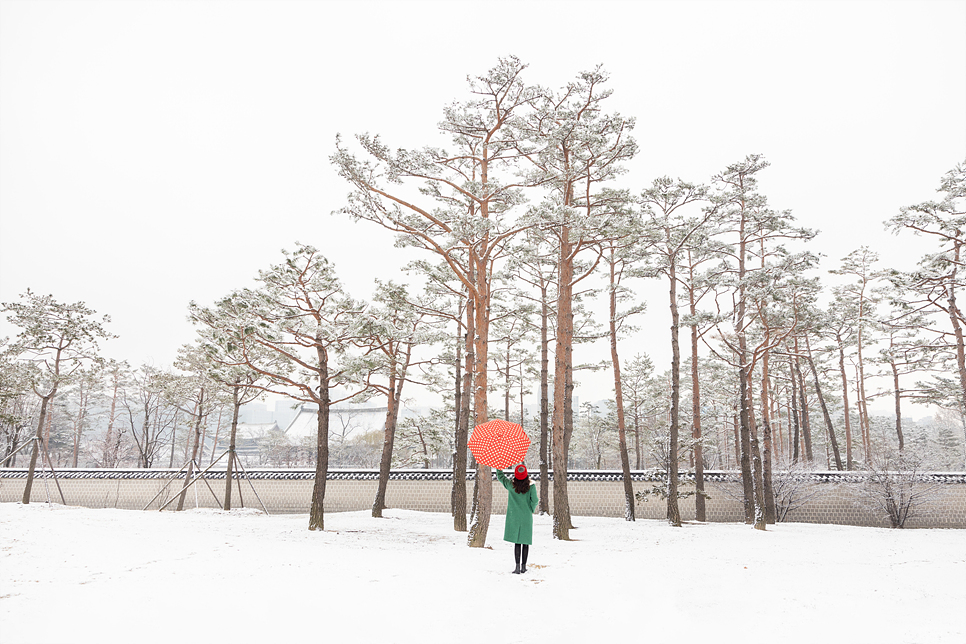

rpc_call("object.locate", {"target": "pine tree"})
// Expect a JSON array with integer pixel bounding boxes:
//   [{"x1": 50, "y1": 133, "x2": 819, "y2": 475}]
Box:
[
  {"x1": 2, "y1": 291, "x2": 114, "y2": 503},
  {"x1": 191, "y1": 244, "x2": 368, "y2": 531},
  {"x1": 334, "y1": 58, "x2": 543, "y2": 547},
  {"x1": 506, "y1": 229, "x2": 559, "y2": 515},
  {"x1": 354, "y1": 280, "x2": 441, "y2": 518},
  {"x1": 709, "y1": 155, "x2": 816, "y2": 530},
  {"x1": 523, "y1": 66, "x2": 637, "y2": 540},
  {"x1": 601, "y1": 238, "x2": 646, "y2": 522},
  {"x1": 639, "y1": 176, "x2": 713, "y2": 526},
  {"x1": 830, "y1": 247, "x2": 883, "y2": 463},
  {"x1": 886, "y1": 159, "x2": 966, "y2": 423}
]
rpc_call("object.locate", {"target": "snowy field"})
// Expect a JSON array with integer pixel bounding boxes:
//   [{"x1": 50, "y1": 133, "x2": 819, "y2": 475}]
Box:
[{"x1": 1, "y1": 503, "x2": 964, "y2": 644}]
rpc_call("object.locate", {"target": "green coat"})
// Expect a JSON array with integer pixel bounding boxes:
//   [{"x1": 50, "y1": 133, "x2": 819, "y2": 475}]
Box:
[{"x1": 496, "y1": 469, "x2": 539, "y2": 545}]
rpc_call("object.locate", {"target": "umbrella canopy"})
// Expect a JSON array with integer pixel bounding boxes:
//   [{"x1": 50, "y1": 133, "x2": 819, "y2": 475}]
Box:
[{"x1": 468, "y1": 419, "x2": 530, "y2": 469}]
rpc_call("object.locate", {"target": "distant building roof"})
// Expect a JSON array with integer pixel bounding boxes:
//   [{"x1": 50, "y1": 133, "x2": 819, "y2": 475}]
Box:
[
  {"x1": 236, "y1": 422, "x2": 280, "y2": 438},
  {"x1": 282, "y1": 403, "x2": 434, "y2": 439},
  {"x1": 214, "y1": 422, "x2": 281, "y2": 457}
]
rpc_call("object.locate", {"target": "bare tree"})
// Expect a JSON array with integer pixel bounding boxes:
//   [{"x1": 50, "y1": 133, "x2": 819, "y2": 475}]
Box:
[
  {"x1": 770, "y1": 460, "x2": 827, "y2": 522},
  {"x1": 96, "y1": 360, "x2": 130, "y2": 468},
  {"x1": 59, "y1": 365, "x2": 104, "y2": 468},
  {"x1": 122, "y1": 365, "x2": 177, "y2": 469},
  {"x1": 860, "y1": 448, "x2": 942, "y2": 528}
]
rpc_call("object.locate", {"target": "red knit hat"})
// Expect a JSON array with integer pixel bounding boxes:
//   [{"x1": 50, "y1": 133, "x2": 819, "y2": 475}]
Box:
[{"x1": 514, "y1": 464, "x2": 528, "y2": 480}]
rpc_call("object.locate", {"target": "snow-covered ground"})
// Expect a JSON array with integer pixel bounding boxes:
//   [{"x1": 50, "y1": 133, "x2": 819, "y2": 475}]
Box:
[{"x1": 1, "y1": 503, "x2": 963, "y2": 644}]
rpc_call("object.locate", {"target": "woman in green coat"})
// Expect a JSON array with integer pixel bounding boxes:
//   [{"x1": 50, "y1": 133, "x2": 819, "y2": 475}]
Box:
[{"x1": 495, "y1": 464, "x2": 539, "y2": 574}]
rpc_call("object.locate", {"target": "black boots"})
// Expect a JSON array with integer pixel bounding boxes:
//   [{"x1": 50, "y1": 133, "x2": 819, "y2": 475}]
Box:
[{"x1": 512, "y1": 544, "x2": 529, "y2": 574}]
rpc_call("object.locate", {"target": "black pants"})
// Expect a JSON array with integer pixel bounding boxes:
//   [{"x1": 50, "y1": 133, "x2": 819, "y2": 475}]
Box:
[{"x1": 514, "y1": 543, "x2": 529, "y2": 566}]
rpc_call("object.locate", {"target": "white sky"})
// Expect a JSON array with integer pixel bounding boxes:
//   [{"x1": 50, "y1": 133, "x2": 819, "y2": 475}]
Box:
[{"x1": 1, "y1": 0, "x2": 964, "y2": 412}]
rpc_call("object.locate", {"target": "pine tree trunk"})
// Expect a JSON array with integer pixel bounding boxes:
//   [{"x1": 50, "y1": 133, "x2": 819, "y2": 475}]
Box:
[
  {"x1": 168, "y1": 413, "x2": 178, "y2": 469},
  {"x1": 7, "y1": 432, "x2": 20, "y2": 468},
  {"x1": 466, "y1": 249, "x2": 492, "y2": 548},
  {"x1": 177, "y1": 389, "x2": 205, "y2": 512},
  {"x1": 104, "y1": 374, "x2": 120, "y2": 468},
  {"x1": 71, "y1": 418, "x2": 80, "y2": 469},
  {"x1": 373, "y1": 370, "x2": 398, "y2": 518},
  {"x1": 745, "y1": 373, "x2": 767, "y2": 531},
  {"x1": 856, "y1": 301, "x2": 872, "y2": 462},
  {"x1": 836, "y1": 333, "x2": 854, "y2": 470},
  {"x1": 634, "y1": 414, "x2": 642, "y2": 470},
  {"x1": 609, "y1": 254, "x2": 635, "y2": 521},
  {"x1": 738, "y1": 371, "x2": 755, "y2": 524},
  {"x1": 469, "y1": 456, "x2": 479, "y2": 527},
  {"x1": 774, "y1": 396, "x2": 785, "y2": 462},
  {"x1": 795, "y1": 360, "x2": 814, "y2": 462},
  {"x1": 179, "y1": 400, "x2": 190, "y2": 464},
  {"x1": 690, "y1": 288, "x2": 706, "y2": 522},
  {"x1": 856, "y1": 365, "x2": 872, "y2": 462},
  {"x1": 551, "y1": 226, "x2": 574, "y2": 541},
  {"x1": 308, "y1": 347, "x2": 330, "y2": 532},
  {"x1": 21, "y1": 393, "x2": 53, "y2": 505},
  {"x1": 666, "y1": 261, "x2": 682, "y2": 527},
  {"x1": 733, "y1": 412, "x2": 741, "y2": 471},
  {"x1": 452, "y1": 312, "x2": 471, "y2": 531},
  {"x1": 563, "y1": 324, "x2": 576, "y2": 530},
  {"x1": 892, "y1": 359, "x2": 904, "y2": 451},
  {"x1": 504, "y1": 349, "x2": 511, "y2": 421},
  {"x1": 790, "y1": 356, "x2": 800, "y2": 463},
  {"x1": 539, "y1": 281, "x2": 550, "y2": 515},
  {"x1": 71, "y1": 382, "x2": 86, "y2": 468},
  {"x1": 760, "y1": 353, "x2": 777, "y2": 524},
  {"x1": 198, "y1": 401, "x2": 213, "y2": 466},
  {"x1": 224, "y1": 385, "x2": 241, "y2": 511},
  {"x1": 750, "y1": 428, "x2": 767, "y2": 530},
  {"x1": 806, "y1": 343, "x2": 843, "y2": 469},
  {"x1": 761, "y1": 415, "x2": 776, "y2": 523},
  {"x1": 374, "y1": 346, "x2": 411, "y2": 518},
  {"x1": 736, "y1": 208, "x2": 756, "y2": 525},
  {"x1": 43, "y1": 403, "x2": 52, "y2": 460}
]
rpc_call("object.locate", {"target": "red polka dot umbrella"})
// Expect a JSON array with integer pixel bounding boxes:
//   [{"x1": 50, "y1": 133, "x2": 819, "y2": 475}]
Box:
[{"x1": 468, "y1": 419, "x2": 530, "y2": 469}]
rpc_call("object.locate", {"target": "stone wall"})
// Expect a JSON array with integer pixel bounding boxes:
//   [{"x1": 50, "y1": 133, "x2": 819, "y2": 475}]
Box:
[{"x1": 1, "y1": 469, "x2": 963, "y2": 528}]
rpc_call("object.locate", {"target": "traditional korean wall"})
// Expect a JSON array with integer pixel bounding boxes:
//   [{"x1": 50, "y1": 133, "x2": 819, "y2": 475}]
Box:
[{"x1": 1, "y1": 469, "x2": 963, "y2": 528}]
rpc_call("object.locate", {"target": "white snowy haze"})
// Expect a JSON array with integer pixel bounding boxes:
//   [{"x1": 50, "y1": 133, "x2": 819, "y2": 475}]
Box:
[{"x1": 1, "y1": 0, "x2": 964, "y2": 407}]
